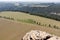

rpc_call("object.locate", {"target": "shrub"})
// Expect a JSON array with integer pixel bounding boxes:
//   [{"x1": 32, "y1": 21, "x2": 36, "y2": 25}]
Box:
[
  {"x1": 5, "y1": 17, "x2": 10, "y2": 19},
  {"x1": 36, "y1": 22, "x2": 38, "y2": 25},
  {"x1": 43, "y1": 24, "x2": 47, "y2": 27},
  {"x1": 3, "y1": 16, "x2": 6, "y2": 18},
  {"x1": 10, "y1": 18, "x2": 14, "y2": 20},
  {"x1": 26, "y1": 19, "x2": 35, "y2": 23},
  {"x1": 48, "y1": 24, "x2": 51, "y2": 27},
  {"x1": 33, "y1": 21, "x2": 36, "y2": 24},
  {"x1": 2, "y1": 16, "x2": 14, "y2": 20},
  {"x1": 17, "y1": 19, "x2": 36, "y2": 24},
  {"x1": 38, "y1": 22, "x2": 41, "y2": 25},
  {"x1": 53, "y1": 25, "x2": 59, "y2": 29},
  {"x1": 0, "y1": 16, "x2": 2, "y2": 18}
]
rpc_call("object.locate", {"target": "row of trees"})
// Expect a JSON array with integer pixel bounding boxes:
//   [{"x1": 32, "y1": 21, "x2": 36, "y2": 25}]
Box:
[
  {"x1": 0, "y1": 16, "x2": 14, "y2": 20},
  {"x1": 0, "y1": 16, "x2": 59, "y2": 29},
  {"x1": 35, "y1": 21, "x2": 60, "y2": 29}
]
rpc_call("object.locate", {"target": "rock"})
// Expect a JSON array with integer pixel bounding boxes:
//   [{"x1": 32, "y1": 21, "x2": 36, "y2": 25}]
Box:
[
  {"x1": 47, "y1": 36, "x2": 60, "y2": 40},
  {"x1": 22, "y1": 30, "x2": 60, "y2": 40}
]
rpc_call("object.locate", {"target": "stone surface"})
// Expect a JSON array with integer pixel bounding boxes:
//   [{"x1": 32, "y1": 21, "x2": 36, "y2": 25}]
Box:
[{"x1": 22, "y1": 30, "x2": 60, "y2": 40}]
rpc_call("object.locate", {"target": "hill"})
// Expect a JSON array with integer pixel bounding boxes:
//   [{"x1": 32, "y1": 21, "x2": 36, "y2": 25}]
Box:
[
  {"x1": 0, "y1": 2, "x2": 60, "y2": 21},
  {"x1": 0, "y1": 11, "x2": 60, "y2": 29},
  {"x1": 0, "y1": 18, "x2": 60, "y2": 40},
  {"x1": 0, "y1": 11, "x2": 60, "y2": 40}
]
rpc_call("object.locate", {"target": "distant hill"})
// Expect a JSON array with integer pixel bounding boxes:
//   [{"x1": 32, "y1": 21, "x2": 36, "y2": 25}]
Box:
[
  {"x1": 0, "y1": 2, "x2": 60, "y2": 21},
  {"x1": 0, "y1": 2, "x2": 60, "y2": 12}
]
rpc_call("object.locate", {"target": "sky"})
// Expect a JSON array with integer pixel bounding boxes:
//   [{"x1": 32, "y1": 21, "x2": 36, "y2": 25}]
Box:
[{"x1": 0, "y1": 0, "x2": 60, "y2": 3}]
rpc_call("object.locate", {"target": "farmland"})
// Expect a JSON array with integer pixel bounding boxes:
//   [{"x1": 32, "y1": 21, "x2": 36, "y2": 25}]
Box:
[
  {"x1": 0, "y1": 11, "x2": 60, "y2": 40},
  {"x1": 0, "y1": 18, "x2": 60, "y2": 40},
  {"x1": 0, "y1": 11, "x2": 60, "y2": 28}
]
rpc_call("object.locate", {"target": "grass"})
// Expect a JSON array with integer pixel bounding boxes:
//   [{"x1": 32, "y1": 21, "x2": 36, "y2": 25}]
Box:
[
  {"x1": 0, "y1": 11, "x2": 60, "y2": 29},
  {"x1": 0, "y1": 11, "x2": 60, "y2": 40},
  {"x1": 17, "y1": 19, "x2": 36, "y2": 24},
  {"x1": 0, "y1": 18, "x2": 60, "y2": 40}
]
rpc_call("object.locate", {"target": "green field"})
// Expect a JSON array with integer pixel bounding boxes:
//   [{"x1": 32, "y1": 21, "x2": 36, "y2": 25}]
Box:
[{"x1": 0, "y1": 11, "x2": 60, "y2": 29}]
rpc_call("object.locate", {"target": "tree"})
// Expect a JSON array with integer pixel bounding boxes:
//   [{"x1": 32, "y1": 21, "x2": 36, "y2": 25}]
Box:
[{"x1": 48, "y1": 24, "x2": 51, "y2": 27}]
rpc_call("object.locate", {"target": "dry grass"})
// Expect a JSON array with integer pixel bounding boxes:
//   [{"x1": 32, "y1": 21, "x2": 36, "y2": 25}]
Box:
[
  {"x1": 0, "y1": 18, "x2": 60, "y2": 40},
  {"x1": 0, "y1": 11, "x2": 60, "y2": 27},
  {"x1": 0, "y1": 11, "x2": 60, "y2": 40}
]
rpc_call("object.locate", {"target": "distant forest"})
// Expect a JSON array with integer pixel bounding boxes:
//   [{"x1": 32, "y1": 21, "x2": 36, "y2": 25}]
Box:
[{"x1": 0, "y1": 2, "x2": 60, "y2": 21}]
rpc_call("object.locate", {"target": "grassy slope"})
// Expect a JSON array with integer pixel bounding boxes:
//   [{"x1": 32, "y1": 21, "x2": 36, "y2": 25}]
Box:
[
  {"x1": 0, "y1": 11, "x2": 60, "y2": 27},
  {"x1": 0, "y1": 18, "x2": 60, "y2": 40},
  {"x1": 0, "y1": 11, "x2": 60, "y2": 40}
]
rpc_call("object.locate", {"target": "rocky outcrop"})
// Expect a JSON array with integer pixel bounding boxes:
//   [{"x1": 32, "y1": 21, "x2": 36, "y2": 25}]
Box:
[{"x1": 22, "y1": 30, "x2": 60, "y2": 40}]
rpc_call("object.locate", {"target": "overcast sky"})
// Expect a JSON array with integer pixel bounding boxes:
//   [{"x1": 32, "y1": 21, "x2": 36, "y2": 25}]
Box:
[{"x1": 0, "y1": 0, "x2": 60, "y2": 2}]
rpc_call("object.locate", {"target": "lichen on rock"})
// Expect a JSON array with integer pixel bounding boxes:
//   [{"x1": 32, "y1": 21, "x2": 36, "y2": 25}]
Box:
[{"x1": 22, "y1": 30, "x2": 60, "y2": 40}]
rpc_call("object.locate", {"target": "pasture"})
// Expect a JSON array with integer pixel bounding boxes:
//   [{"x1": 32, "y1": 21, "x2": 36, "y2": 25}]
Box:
[{"x1": 0, "y1": 11, "x2": 60, "y2": 40}]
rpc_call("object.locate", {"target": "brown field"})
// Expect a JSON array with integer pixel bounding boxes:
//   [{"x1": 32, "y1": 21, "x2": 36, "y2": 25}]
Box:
[{"x1": 0, "y1": 18, "x2": 60, "y2": 40}]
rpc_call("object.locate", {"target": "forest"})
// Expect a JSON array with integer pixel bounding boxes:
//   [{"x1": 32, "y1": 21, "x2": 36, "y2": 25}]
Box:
[{"x1": 0, "y1": 2, "x2": 60, "y2": 21}]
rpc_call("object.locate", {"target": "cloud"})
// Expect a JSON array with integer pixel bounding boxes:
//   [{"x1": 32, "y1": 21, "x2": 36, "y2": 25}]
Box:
[{"x1": 0, "y1": 0, "x2": 60, "y2": 2}]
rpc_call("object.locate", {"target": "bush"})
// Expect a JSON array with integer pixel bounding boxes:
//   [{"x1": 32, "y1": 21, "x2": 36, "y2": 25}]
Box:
[
  {"x1": 36, "y1": 22, "x2": 38, "y2": 24},
  {"x1": 3, "y1": 17, "x2": 10, "y2": 19},
  {"x1": 26, "y1": 19, "x2": 35, "y2": 23},
  {"x1": 53, "y1": 25, "x2": 59, "y2": 29},
  {"x1": 2, "y1": 16, "x2": 14, "y2": 20},
  {"x1": 33, "y1": 21, "x2": 36, "y2": 23},
  {"x1": 10, "y1": 18, "x2": 14, "y2": 20},
  {"x1": 0, "y1": 16, "x2": 2, "y2": 18},
  {"x1": 38, "y1": 22, "x2": 41, "y2": 25},
  {"x1": 17, "y1": 19, "x2": 36, "y2": 24},
  {"x1": 44, "y1": 24, "x2": 47, "y2": 26},
  {"x1": 48, "y1": 24, "x2": 51, "y2": 27}
]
